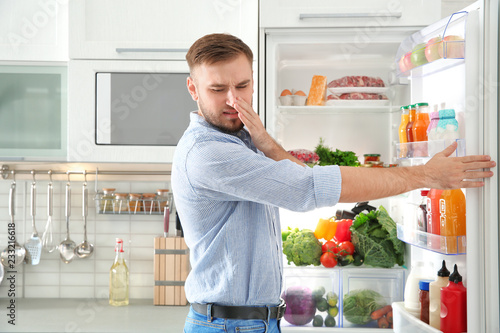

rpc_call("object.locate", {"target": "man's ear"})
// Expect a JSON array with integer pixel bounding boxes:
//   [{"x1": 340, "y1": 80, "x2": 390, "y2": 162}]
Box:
[{"x1": 187, "y1": 76, "x2": 198, "y2": 101}]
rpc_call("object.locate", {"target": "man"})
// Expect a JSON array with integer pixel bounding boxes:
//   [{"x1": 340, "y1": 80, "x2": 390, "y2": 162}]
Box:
[{"x1": 172, "y1": 33, "x2": 495, "y2": 333}]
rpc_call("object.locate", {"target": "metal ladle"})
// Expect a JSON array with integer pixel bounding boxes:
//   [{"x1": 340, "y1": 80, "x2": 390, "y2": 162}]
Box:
[
  {"x1": 75, "y1": 173, "x2": 94, "y2": 258},
  {"x1": 1, "y1": 175, "x2": 26, "y2": 267},
  {"x1": 59, "y1": 179, "x2": 76, "y2": 264}
]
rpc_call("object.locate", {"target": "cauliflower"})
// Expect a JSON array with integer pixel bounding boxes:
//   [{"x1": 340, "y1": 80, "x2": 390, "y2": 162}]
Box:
[{"x1": 282, "y1": 227, "x2": 322, "y2": 266}]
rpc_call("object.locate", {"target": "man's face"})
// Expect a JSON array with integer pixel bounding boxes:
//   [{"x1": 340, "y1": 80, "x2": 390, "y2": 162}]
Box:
[{"x1": 187, "y1": 54, "x2": 253, "y2": 133}]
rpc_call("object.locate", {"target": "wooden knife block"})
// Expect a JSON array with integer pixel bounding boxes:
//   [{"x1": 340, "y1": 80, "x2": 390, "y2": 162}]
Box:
[{"x1": 153, "y1": 236, "x2": 190, "y2": 306}]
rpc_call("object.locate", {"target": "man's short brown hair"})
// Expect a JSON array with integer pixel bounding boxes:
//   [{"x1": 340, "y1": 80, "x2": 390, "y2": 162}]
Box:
[{"x1": 186, "y1": 33, "x2": 253, "y2": 74}]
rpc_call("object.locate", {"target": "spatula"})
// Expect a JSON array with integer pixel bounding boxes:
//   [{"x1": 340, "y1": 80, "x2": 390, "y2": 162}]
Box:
[{"x1": 25, "y1": 174, "x2": 42, "y2": 265}]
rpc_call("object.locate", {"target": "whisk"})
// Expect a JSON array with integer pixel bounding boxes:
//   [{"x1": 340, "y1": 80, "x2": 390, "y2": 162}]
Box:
[{"x1": 42, "y1": 171, "x2": 56, "y2": 253}]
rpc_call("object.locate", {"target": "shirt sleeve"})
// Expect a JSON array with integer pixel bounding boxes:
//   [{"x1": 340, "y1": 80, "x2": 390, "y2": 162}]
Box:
[{"x1": 185, "y1": 137, "x2": 342, "y2": 212}]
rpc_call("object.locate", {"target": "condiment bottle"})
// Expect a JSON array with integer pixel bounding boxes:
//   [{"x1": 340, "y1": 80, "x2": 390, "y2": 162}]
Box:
[
  {"x1": 426, "y1": 188, "x2": 443, "y2": 250},
  {"x1": 406, "y1": 103, "x2": 417, "y2": 143},
  {"x1": 114, "y1": 193, "x2": 129, "y2": 213},
  {"x1": 419, "y1": 280, "x2": 432, "y2": 324},
  {"x1": 429, "y1": 260, "x2": 450, "y2": 330},
  {"x1": 440, "y1": 264, "x2": 467, "y2": 333},
  {"x1": 416, "y1": 189, "x2": 429, "y2": 245},
  {"x1": 398, "y1": 105, "x2": 410, "y2": 158},
  {"x1": 439, "y1": 189, "x2": 466, "y2": 253},
  {"x1": 109, "y1": 238, "x2": 129, "y2": 306},
  {"x1": 412, "y1": 102, "x2": 430, "y2": 156},
  {"x1": 101, "y1": 188, "x2": 116, "y2": 213},
  {"x1": 128, "y1": 193, "x2": 142, "y2": 213}
]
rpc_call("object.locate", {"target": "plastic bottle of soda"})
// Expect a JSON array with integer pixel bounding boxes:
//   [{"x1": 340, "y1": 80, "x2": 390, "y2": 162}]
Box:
[
  {"x1": 426, "y1": 189, "x2": 443, "y2": 250},
  {"x1": 398, "y1": 105, "x2": 410, "y2": 158},
  {"x1": 440, "y1": 264, "x2": 467, "y2": 333},
  {"x1": 429, "y1": 260, "x2": 450, "y2": 330},
  {"x1": 439, "y1": 189, "x2": 466, "y2": 253}
]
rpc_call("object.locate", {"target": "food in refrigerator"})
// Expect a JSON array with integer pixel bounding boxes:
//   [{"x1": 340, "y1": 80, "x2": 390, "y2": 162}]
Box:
[
  {"x1": 306, "y1": 75, "x2": 327, "y2": 106},
  {"x1": 410, "y1": 43, "x2": 429, "y2": 68},
  {"x1": 327, "y1": 92, "x2": 388, "y2": 100},
  {"x1": 440, "y1": 265, "x2": 467, "y2": 333},
  {"x1": 287, "y1": 149, "x2": 319, "y2": 165},
  {"x1": 429, "y1": 260, "x2": 451, "y2": 330},
  {"x1": 439, "y1": 189, "x2": 466, "y2": 253},
  {"x1": 327, "y1": 75, "x2": 385, "y2": 88},
  {"x1": 418, "y1": 280, "x2": 432, "y2": 324}
]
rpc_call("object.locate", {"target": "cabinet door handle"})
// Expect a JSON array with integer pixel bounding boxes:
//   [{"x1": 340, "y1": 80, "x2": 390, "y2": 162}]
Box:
[
  {"x1": 115, "y1": 48, "x2": 189, "y2": 53},
  {"x1": 299, "y1": 12, "x2": 402, "y2": 19}
]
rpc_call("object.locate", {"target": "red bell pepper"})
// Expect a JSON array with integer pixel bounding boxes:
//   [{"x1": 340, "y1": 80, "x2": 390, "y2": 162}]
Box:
[{"x1": 334, "y1": 219, "x2": 353, "y2": 243}]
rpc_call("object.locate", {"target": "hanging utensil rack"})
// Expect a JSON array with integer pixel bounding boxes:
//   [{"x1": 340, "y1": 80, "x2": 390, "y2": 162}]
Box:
[{"x1": 0, "y1": 164, "x2": 173, "y2": 216}]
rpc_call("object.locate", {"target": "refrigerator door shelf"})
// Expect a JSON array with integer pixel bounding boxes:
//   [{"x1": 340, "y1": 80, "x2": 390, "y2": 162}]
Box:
[
  {"x1": 396, "y1": 224, "x2": 466, "y2": 255},
  {"x1": 395, "y1": 139, "x2": 466, "y2": 162},
  {"x1": 277, "y1": 105, "x2": 398, "y2": 115},
  {"x1": 392, "y1": 302, "x2": 441, "y2": 333}
]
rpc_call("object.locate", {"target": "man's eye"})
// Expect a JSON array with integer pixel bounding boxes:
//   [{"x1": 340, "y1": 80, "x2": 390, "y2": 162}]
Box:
[
  {"x1": 237, "y1": 85, "x2": 248, "y2": 89},
  {"x1": 212, "y1": 89, "x2": 224, "y2": 92}
]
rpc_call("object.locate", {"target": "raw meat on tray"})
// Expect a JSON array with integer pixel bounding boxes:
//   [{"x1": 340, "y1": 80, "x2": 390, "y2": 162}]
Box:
[
  {"x1": 327, "y1": 76, "x2": 385, "y2": 88},
  {"x1": 327, "y1": 93, "x2": 388, "y2": 100}
]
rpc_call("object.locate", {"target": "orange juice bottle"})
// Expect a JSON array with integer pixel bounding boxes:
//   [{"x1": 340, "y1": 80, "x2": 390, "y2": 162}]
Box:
[
  {"x1": 406, "y1": 104, "x2": 416, "y2": 143},
  {"x1": 412, "y1": 103, "x2": 430, "y2": 157},
  {"x1": 439, "y1": 189, "x2": 466, "y2": 253},
  {"x1": 398, "y1": 105, "x2": 409, "y2": 158},
  {"x1": 426, "y1": 188, "x2": 443, "y2": 250}
]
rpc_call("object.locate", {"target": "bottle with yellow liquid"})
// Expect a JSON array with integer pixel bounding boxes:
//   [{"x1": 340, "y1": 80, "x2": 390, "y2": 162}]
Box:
[
  {"x1": 398, "y1": 105, "x2": 410, "y2": 158},
  {"x1": 439, "y1": 189, "x2": 466, "y2": 253},
  {"x1": 109, "y1": 238, "x2": 129, "y2": 306}
]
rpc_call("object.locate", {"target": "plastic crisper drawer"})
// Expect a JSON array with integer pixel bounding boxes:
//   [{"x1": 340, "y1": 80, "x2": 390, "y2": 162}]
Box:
[
  {"x1": 341, "y1": 268, "x2": 405, "y2": 329},
  {"x1": 281, "y1": 267, "x2": 341, "y2": 329}
]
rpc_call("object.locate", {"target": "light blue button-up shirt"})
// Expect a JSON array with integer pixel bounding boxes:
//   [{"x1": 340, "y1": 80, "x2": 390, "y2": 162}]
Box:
[{"x1": 171, "y1": 112, "x2": 342, "y2": 306}]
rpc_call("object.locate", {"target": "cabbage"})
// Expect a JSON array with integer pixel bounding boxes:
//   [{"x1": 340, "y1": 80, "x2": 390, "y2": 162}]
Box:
[{"x1": 281, "y1": 286, "x2": 316, "y2": 326}]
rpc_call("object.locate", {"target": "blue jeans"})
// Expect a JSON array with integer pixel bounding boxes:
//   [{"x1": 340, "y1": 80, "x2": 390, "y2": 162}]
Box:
[{"x1": 184, "y1": 306, "x2": 282, "y2": 333}]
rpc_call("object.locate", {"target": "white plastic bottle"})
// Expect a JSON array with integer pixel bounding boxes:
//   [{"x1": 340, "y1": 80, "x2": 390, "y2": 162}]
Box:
[
  {"x1": 109, "y1": 238, "x2": 129, "y2": 306},
  {"x1": 429, "y1": 260, "x2": 450, "y2": 329},
  {"x1": 404, "y1": 261, "x2": 433, "y2": 318}
]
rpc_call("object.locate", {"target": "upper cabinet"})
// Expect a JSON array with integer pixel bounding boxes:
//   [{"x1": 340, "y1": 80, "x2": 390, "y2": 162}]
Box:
[
  {"x1": 260, "y1": 0, "x2": 441, "y2": 28},
  {"x1": 0, "y1": 0, "x2": 68, "y2": 61},
  {"x1": 69, "y1": 0, "x2": 258, "y2": 60}
]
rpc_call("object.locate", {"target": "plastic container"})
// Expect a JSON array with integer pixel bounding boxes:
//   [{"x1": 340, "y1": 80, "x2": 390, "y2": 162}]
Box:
[
  {"x1": 426, "y1": 189, "x2": 443, "y2": 250},
  {"x1": 440, "y1": 265, "x2": 467, "y2": 333},
  {"x1": 436, "y1": 109, "x2": 459, "y2": 146},
  {"x1": 281, "y1": 267, "x2": 340, "y2": 328},
  {"x1": 109, "y1": 238, "x2": 129, "y2": 306},
  {"x1": 429, "y1": 260, "x2": 450, "y2": 330},
  {"x1": 439, "y1": 189, "x2": 466, "y2": 253},
  {"x1": 404, "y1": 261, "x2": 433, "y2": 318},
  {"x1": 419, "y1": 280, "x2": 432, "y2": 324}
]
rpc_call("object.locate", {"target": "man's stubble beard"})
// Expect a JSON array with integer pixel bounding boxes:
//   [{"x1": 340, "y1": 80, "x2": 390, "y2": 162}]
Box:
[{"x1": 198, "y1": 97, "x2": 244, "y2": 134}]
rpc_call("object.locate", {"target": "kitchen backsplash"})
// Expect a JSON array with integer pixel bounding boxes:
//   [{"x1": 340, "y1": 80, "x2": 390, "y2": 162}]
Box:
[{"x1": 0, "y1": 179, "x2": 173, "y2": 300}]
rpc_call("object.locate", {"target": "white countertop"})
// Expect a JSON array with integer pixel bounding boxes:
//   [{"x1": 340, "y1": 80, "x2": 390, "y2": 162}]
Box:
[{"x1": 0, "y1": 298, "x2": 189, "y2": 332}]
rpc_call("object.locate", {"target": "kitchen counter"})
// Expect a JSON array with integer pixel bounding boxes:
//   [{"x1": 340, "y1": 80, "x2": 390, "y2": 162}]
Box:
[{"x1": 0, "y1": 298, "x2": 189, "y2": 332}]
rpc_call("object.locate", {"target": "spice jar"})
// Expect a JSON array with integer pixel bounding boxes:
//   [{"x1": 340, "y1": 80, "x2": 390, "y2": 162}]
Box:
[
  {"x1": 419, "y1": 280, "x2": 432, "y2": 324},
  {"x1": 114, "y1": 193, "x2": 129, "y2": 213},
  {"x1": 157, "y1": 189, "x2": 170, "y2": 212},
  {"x1": 101, "y1": 188, "x2": 116, "y2": 213},
  {"x1": 129, "y1": 193, "x2": 142, "y2": 214},
  {"x1": 363, "y1": 154, "x2": 381, "y2": 164},
  {"x1": 142, "y1": 193, "x2": 157, "y2": 214}
]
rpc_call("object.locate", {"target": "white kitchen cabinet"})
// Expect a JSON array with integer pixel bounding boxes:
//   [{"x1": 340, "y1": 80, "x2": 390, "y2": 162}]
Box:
[
  {"x1": 69, "y1": 0, "x2": 258, "y2": 60},
  {"x1": 260, "y1": 0, "x2": 441, "y2": 28},
  {"x1": 0, "y1": 0, "x2": 68, "y2": 61}
]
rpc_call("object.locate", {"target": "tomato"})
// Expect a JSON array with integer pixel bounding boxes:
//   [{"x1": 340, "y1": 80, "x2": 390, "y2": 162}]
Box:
[
  {"x1": 321, "y1": 241, "x2": 338, "y2": 254},
  {"x1": 337, "y1": 241, "x2": 355, "y2": 256},
  {"x1": 320, "y1": 252, "x2": 338, "y2": 268}
]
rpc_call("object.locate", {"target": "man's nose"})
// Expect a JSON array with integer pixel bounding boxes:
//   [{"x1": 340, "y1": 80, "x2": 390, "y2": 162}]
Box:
[{"x1": 227, "y1": 88, "x2": 238, "y2": 105}]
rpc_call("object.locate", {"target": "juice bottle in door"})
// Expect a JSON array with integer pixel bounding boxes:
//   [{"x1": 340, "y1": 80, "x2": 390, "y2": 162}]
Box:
[
  {"x1": 437, "y1": 109, "x2": 459, "y2": 147},
  {"x1": 406, "y1": 104, "x2": 416, "y2": 156},
  {"x1": 426, "y1": 188, "x2": 443, "y2": 250},
  {"x1": 440, "y1": 264, "x2": 467, "y2": 333},
  {"x1": 427, "y1": 110, "x2": 441, "y2": 156},
  {"x1": 429, "y1": 260, "x2": 450, "y2": 330},
  {"x1": 439, "y1": 189, "x2": 466, "y2": 253},
  {"x1": 398, "y1": 105, "x2": 410, "y2": 158},
  {"x1": 412, "y1": 102, "x2": 430, "y2": 156},
  {"x1": 416, "y1": 189, "x2": 429, "y2": 245}
]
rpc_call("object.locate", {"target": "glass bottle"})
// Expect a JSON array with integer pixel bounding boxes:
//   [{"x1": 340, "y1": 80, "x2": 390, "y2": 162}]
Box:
[
  {"x1": 114, "y1": 193, "x2": 129, "y2": 213},
  {"x1": 129, "y1": 193, "x2": 142, "y2": 213},
  {"x1": 101, "y1": 188, "x2": 116, "y2": 213},
  {"x1": 157, "y1": 189, "x2": 170, "y2": 212},
  {"x1": 109, "y1": 238, "x2": 129, "y2": 306},
  {"x1": 406, "y1": 103, "x2": 416, "y2": 143},
  {"x1": 142, "y1": 193, "x2": 157, "y2": 214},
  {"x1": 398, "y1": 105, "x2": 410, "y2": 158},
  {"x1": 412, "y1": 102, "x2": 430, "y2": 156}
]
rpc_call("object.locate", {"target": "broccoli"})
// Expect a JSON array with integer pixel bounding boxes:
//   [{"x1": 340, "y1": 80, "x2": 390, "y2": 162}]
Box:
[{"x1": 282, "y1": 227, "x2": 322, "y2": 266}]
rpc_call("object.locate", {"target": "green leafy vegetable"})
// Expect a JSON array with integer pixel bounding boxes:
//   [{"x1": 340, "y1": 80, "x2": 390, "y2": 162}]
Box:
[
  {"x1": 350, "y1": 206, "x2": 405, "y2": 268},
  {"x1": 314, "y1": 138, "x2": 360, "y2": 167},
  {"x1": 343, "y1": 289, "x2": 387, "y2": 325},
  {"x1": 282, "y1": 227, "x2": 322, "y2": 266}
]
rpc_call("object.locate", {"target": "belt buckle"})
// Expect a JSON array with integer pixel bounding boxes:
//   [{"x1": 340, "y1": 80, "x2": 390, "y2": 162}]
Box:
[{"x1": 276, "y1": 298, "x2": 286, "y2": 320}]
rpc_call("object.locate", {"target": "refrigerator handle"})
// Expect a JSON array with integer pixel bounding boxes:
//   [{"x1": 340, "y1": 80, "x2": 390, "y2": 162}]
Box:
[{"x1": 299, "y1": 12, "x2": 402, "y2": 19}]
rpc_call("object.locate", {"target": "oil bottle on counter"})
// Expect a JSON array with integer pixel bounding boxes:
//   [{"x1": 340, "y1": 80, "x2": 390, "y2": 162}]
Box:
[
  {"x1": 109, "y1": 238, "x2": 129, "y2": 306},
  {"x1": 440, "y1": 264, "x2": 467, "y2": 333},
  {"x1": 429, "y1": 260, "x2": 450, "y2": 330}
]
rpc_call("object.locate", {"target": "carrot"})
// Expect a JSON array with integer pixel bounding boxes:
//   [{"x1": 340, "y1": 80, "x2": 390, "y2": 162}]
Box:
[
  {"x1": 371, "y1": 305, "x2": 392, "y2": 320},
  {"x1": 386, "y1": 310, "x2": 393, "y2": 324},
  {"x1": 377, "y1": 316, "x2": 390, "y2": 329}
]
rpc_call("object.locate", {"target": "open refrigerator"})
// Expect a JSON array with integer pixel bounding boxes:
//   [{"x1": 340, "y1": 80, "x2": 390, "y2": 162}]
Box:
[{"x1": 259, "y1": 1, "x2": 498, "y2": 332}]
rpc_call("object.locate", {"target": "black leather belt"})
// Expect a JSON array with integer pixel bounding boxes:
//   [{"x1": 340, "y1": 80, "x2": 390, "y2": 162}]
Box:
[{"x1": 192, "y1": 299, "x2": 286, "y2": 321}]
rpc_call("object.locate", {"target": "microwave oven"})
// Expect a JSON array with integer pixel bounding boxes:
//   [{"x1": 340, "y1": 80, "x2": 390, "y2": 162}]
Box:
[{"x1": 68, "y1": 60, "x2": 197, "y2": 163}]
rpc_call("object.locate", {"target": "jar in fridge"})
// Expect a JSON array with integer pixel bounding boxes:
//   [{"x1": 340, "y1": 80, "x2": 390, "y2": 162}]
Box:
[
  {"x1": 101, "y1": 188, "x2": 116, "y2": 212},
  {"x1": 128, "y1": 193, "x2": 142, "y2": 213},
  {"x1": 114, "y1": 193, "x2": 129, "y2": 213}
]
